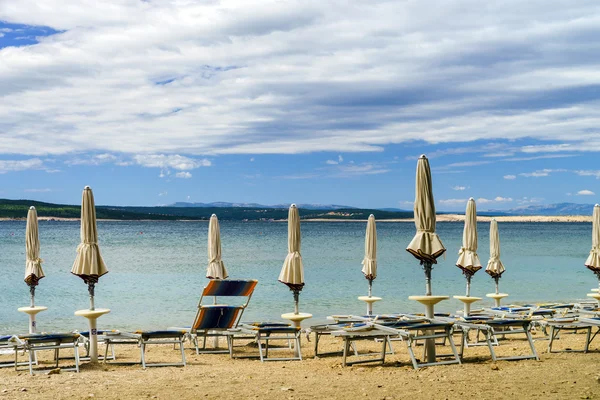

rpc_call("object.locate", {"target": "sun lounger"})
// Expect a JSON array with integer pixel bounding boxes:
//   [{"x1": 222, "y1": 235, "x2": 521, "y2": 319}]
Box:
[
  {"x1": 545, "y1": 318, "x2": 600, "y2": 353},
  {"x1": 441, "y1": 316, "x2": 539, "y2": 362},
  {"x1": 372, "y1": 319, "x2": 461, "y2": 369},
  {"x1": 8, "y1": 333, "x2": 81, "y2": 375},
  {"x1": 330, "y1": 324, "x2": 392, "y2": 366},
  {"x1": 227, "y1": 322, "x2": 301, "y2": 361}
]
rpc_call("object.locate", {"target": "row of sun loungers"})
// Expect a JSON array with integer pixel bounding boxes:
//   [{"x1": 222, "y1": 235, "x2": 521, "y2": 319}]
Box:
[{"x1": 3, "y1": 280, "x2": 600, "y2": 374}]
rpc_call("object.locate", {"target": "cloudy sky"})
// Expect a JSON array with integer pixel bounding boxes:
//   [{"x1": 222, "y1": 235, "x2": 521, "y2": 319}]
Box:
[{"x1": 1, "y1": 0, "x2": 599, "y2": 210}]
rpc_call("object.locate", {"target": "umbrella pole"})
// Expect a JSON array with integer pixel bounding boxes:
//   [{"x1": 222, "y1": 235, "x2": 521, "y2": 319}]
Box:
[
  {"x1": 367, "y1": 279, "x2": 374, "y2": 315},
  {"x1": 293, "y1": 289, "x2": 300, "y2": 315},
  {"x1": 466, "y1": 275, "x2": 471, "y2": 297},
  {"x1": 29, "y1": 285, "x2": 35, "y2": 308},
  {"x1": 494, "y1": 277, "x2": 500, "y2": 295},
  {"x1": 88, "y1": 282, "x2": 95, "y2": 311},
  {"x1": 423, "y1": 261, "x2": 433, "y2": 296}
]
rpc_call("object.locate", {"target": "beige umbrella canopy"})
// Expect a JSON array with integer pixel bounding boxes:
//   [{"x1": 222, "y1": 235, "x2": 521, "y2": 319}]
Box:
[
  {"x1": 585, "y1": 204, "x2": 600, "y2": 287},
  {"x1": 485, "y1": 219, "x2": 505, "y2": 293},
  {"x1": 207, "y1": 214, "x2": 228, "y2": 279},
  {"x1": 456, "y1": 198, "x2": 481, "y2": 296},
  {"x1": 71, "y1": 186, "x2": 108, "y2": 309},
  {"x1": 278, "y1": 204, "x2": 304, "y2": 313},
  {"x1": 361, "y1": 214, "x2": 377, "y2": 296},
  {"x1": 406, "y1": 155, "x2": 446, "y2": 295},
  {"x1": 25, "y1": 206, "x2": 45, "y2": 306}
]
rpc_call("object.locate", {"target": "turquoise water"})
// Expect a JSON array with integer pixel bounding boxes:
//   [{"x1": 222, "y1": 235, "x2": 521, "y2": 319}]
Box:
[{"x1": 0, "y1": 220, "x2": 596, "y2": 333}]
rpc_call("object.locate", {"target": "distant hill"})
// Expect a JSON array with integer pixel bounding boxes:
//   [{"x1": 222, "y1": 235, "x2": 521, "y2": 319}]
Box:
[
  {"x1": 0, "y1": 199, "x2": 411, "y2": 220},
  {"x1": 170, "y1": 202, "x2": 356, "y2": 210},
  {"x1": 502, "y1": 202, "x2": 596, "y2": 216}
]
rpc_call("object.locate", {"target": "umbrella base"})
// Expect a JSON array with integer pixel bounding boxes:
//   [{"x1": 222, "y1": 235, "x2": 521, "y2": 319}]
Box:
[
  {"x1": 453, "y1": 296, "x2": 482, "y2": 317},
  {"x1": 592, "y1": 288, "x2": 599, "y2": 293},
  {"x1": 281, "y1": 312, "x2": 312, "y2": 329},
  {"x1": 586, "y1": 293, "x2": 600, "y2": 304},
  {"x1": 358, "y1": 296, "x2": 382, "y2": 316},
  {"x1": 75, "y1": 308, "x2": 111, "y2": 363},
  {"x1": 17, "y1": 306, "x2": 48, "y2": 334},
  {"x1": 486, "y1": 293, "x2": 509, "y2": 307},
  {"x1": 408, "y1": 295, "x2": 449, "y2": 364}
]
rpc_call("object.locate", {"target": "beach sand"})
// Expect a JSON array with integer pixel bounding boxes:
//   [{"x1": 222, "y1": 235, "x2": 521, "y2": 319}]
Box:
[{"x1": 2, "y1": 331, "x2": 600, "y2": 399}]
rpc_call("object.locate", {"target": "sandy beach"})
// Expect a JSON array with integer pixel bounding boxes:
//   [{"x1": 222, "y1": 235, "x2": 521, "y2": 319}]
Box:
[{"x1": 2, "y1": 330, "x2": 600, "y2": 399}]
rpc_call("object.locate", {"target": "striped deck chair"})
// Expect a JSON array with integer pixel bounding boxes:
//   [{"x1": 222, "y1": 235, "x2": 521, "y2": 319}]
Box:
[{"x1": 190, "y1": 279, "x2": 258, "y2": 354}]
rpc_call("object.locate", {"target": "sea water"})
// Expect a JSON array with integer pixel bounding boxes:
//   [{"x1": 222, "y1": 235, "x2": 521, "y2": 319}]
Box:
[{"x1": 0, "y1": 220, "x2": 595, "y2": 332}]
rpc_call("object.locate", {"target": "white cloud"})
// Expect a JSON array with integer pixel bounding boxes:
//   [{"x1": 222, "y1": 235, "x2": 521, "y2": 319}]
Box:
[
  {"x1": 438, "y1": 198, "x2": 468, "y2": 205},
  {"x1": 338, "y1": 155, "x2": 343, "y2": 163},
  {"x1": 24, "y1": 188, "x2": 51, "y2": 192},
  {"x1": 452, "y1": 185, "x2": 468, "y2": 191},
  {"x1": 0, "y1": 158, "x2": 45, "y2": 173},
  {"x1": 158, "y1": 191, "x2": 168, "y2": 196},
  {"x1": 503, "y1": 175, "x2": 516, "y2": 180},
  {"x1": 332, "y1": 163, "x2": 390, "y2": 177},
  {"x1": 2, "y1": 2, "x2": 600, "y2": 158},
  {"x1": 577, "y1": 189, "x2": 595, "y2": 196},
  {"x1": 67, "y1": 153, "x2": 118, "y2": 166},
  {"x1": 250, "y1": 158, "x2": 255, "y2": 162},
  {"x1": 575, "y1": 170, "x2": 600, "y2": 179},
  {"x1": 519, "y1": 169, "x2": 566, "y2": 178},
  {"x1": 175, "y1": 171, "x2": 192, "y2": 179},
  {"x1": 325, "y1": 160, "x2": 338, "y2": 165},
  {"x1": 134, "y1": 154, "x2": 210, "y2": 170}
]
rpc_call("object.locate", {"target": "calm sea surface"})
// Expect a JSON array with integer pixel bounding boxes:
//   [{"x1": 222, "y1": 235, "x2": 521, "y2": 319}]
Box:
[{"x1": 0, "y1": 220, "x2": 596, "y2": 332}]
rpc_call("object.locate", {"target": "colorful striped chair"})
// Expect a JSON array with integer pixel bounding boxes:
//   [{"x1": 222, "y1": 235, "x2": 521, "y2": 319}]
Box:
[{"x1": 190, "y1": 279, "x2": 258, "y2": 354}]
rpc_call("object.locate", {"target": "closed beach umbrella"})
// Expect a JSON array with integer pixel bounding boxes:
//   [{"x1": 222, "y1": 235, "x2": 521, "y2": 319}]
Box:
[
  {"x1": 586, "y1": 204, "x2": 600, "y2": 288},
  {"x1": 25, "y1": 206, "x2": 45, "y2": 306},
  {"x1": 278, "y1": 204, "x2": 304, "y2": 313},
  {"x1": 361, "y1": 214, "x2": 377, "y2": 296},
  {"x1": 71, "y1": 186, "x2": 108, "y2": 309},
  {"x1": 406, "y1": 155, "x2": 446, "y2": 295},
  {"x1": 456, "y1": 198, "x2": 482, "y2": 296},
  {"x1": 207, "y1": 214, "x2": 228, "y2": 279},
  {"x1": 485, "y1": 219, "x2": 505, "y2": 294}
]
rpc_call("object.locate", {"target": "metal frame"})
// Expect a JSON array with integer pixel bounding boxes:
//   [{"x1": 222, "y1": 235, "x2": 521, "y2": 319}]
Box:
[
  {"x1": 330, "y1": 329, "x2": 391, "y2": 367},
  {"x1": 546, "y1": 321, "x2": 598, "y2": 353},
  {"x1": 227, "y1": 324, "x2": 302, "y2": 362},
  {"x1": 374, "y1": 320, "x2": 461, "y2": 369},
  {"x1": 14, "y1": 334, "x2": 81, "y2": 375},
  {"x1": 139, "y1": 333, "x2": 186, "y2": 368}
]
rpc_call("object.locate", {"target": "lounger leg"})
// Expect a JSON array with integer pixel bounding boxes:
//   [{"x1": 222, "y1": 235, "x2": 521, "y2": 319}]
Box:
[
  {"x1": 342, "y1": 338, "x2": 349, "y2": 367},
  {"x1": 380, "y1": 337, "x2": 388, "y2": 365},
  {"x1": 548, "y1": 326, "x2": 557, "y2": 353},
  {"x1": 585, "y1": 327, "x2": 591, "y2": 353},
  {"x1": 526, "y1": 330, "x2": 539, "y2": 360},
  {"x1": 74, "y1": 343, "x2": 80, "y2": 373},
  {"x1": 406, "y1": 339, "x2": 419, "y2": 370},
  {"x1": 296, "y1": 334, "x2": 302, "y2": 361},
  {"x1": 227, "y1": 336, "x2": 234, "y2": 358},
  {"x1": 257, "y1": 335, "x2": 265, "y2": 362},
  {"x1": 104, "y1": 341, "x2": 109, "y2": 364},
  {"x1": 488, "y1": 329, "x2": 498, "y2": 362},
  {"x1": 180, "y1": 338, "x2": 186, "y2": 366},
  {"x1": 314, "y1": 333, "x2": 319, "y2": 357},
  {"x1": 447, "y1": 332, "x2": 461, "y2": 365},
  {"x1": 28, "y1": 348, "x2": 34, "y2": 376},
  {"x1": 140, "y1": 341, "x2": 147, "y2": 369}
]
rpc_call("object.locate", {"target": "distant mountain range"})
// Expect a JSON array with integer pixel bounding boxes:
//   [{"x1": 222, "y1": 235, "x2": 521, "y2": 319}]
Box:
[
  {"x1": 500, "y1": 202, "x2": 597, "y2": 216},
  {"x1": 169, "y1": 202, "x2": 358, "y2": 210}
]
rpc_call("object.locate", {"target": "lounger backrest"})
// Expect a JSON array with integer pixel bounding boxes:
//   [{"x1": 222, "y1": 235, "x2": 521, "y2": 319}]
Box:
[
  {"x1": 202, "y1": 279, "x2": 258, "y2": 297},
  {"x1": 192, "y1": 306, "x2": 243, "y2": 330},
  {"x1": 193, "y1": 279, "x2": 259, "y2": 332}
]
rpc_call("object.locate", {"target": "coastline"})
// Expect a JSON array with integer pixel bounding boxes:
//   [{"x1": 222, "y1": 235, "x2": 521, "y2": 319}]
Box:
[{"x1": 0, "y1": 214, "x2": 593, "y2": 223}]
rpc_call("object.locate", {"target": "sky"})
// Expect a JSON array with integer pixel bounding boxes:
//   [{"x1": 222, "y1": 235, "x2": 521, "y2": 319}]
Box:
[{"x1": 1, "y1": 1, "x2": 600, "y2": 211}]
